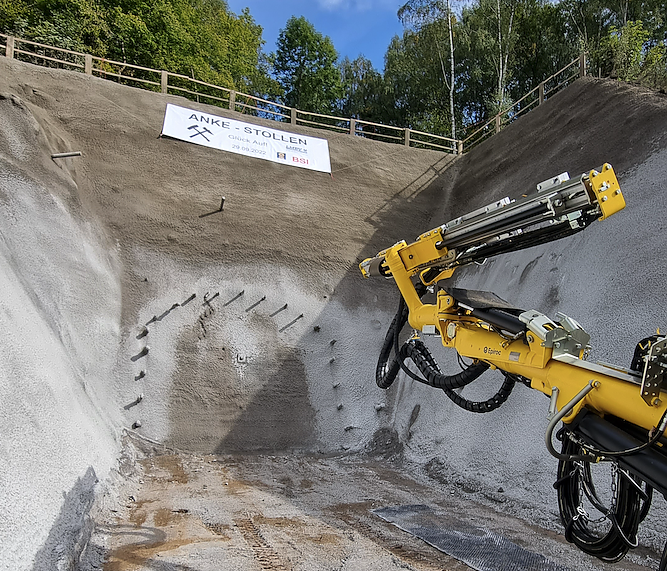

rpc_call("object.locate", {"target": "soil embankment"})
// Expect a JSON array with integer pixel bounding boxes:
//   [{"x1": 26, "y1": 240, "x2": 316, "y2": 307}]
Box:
[{"x1": 1, "y1": 56, "x2": 666, "y2": 570}]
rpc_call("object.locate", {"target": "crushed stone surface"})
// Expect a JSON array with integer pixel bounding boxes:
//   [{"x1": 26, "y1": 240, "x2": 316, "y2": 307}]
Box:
[{"x1": 80, "y1": 439, "x2": 659, "y2": 571}]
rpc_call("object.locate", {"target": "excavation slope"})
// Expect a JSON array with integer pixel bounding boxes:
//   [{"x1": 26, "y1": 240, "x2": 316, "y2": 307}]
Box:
[{"x1": 1, "y1": 56, "x2": 667, "y2": 569}]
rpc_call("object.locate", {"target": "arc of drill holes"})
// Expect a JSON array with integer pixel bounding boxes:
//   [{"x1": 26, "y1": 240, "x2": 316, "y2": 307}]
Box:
[
  {"x1": 220, "y1": 293, "x2": 298, "y2": 330},
  {"x1": 145, "y1": 293, "x2": 196, "y2": 325},
  {"x1": 132, "y1": 291, "x2": 197, "y2": 421}
]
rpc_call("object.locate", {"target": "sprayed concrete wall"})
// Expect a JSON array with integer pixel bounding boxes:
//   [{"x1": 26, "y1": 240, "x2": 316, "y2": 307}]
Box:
[
  {"x1": 386, "y1": 79, "x2": 667, "y2": 553},
  {"x1": 0, "y1": 57, "x2": 454, "y2": 569},
  {"x1": 0, "y1": 92, "x2": 122, "y2": 570},
  {"x1": 1, "y1": 56, "x2": 667, "y2": 568}
]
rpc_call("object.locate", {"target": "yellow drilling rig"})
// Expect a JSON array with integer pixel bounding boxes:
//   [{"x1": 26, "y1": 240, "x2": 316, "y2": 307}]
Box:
[{"x1": 361, "y1": 164, "x2": 667, "y2": 568}]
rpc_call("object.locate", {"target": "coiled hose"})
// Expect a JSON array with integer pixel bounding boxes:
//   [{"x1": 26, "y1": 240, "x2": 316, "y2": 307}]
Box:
[
  {"x1": 554, "y1": 435, "x2": 651, "y2": 562},
  {"x1": 375, "y1": 293, "x2": 517, "y2": 413}
]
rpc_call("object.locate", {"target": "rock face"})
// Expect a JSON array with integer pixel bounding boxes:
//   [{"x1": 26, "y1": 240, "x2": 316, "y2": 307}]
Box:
[{"x1": 1, "y1": 55, "x2": 667, "y2": 568}]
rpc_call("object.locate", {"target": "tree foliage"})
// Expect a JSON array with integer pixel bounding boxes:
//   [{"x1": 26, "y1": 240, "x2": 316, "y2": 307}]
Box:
[
  {"x1": 384, "y1": 25, "x2": 454, "y2": 133},
  {"x1": 338, "y1": 55, "x2": 384, "y2": 123},
  {"x1": 398, "y1": 0, "x2": 458, "y2": 138},
  {"x1": 0, "y1": 0, "x2": 273, "y2": 92},
  {"x1": 1, "y1": 0, "x2": 665, "y2": 137},
  {"x1": 273, "y1": 16, "x2": 342, "y2": 114}
]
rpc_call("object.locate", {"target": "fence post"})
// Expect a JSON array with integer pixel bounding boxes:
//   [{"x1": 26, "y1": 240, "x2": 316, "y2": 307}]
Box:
[
  {"x1": 229, "y1": 90, "x2": 236, "y2": 111},
  {"x1": 495, "y1": 114, "x2": 501, "y2": 134},
  {"x1": 579, "y1": 53, "x2": 587, "y2": 78},
  {"x1": 404, "y1": 128, "x2": 410, "y2": 147},
  {"x1": 6, "y1": 36, "x2": 14, "y2": 58},
  {"x1": 84, "y1": 54, "x2": 93, "y2": 75},
  {"x1": 161, "y1": 71, "x2": 168, "y2": 94},
  {"x1": 457, "y1": 140, "x2": 463, "y2": 155},
  {"x1": 290, "y1": 108, "x2": 297, "y2": 125},
  {"x1": 349, "y1": 118, "x2": 356, "y2": 136},
  {"x1": 539, "y1": 82, "x2": 545, "y2": 105}
]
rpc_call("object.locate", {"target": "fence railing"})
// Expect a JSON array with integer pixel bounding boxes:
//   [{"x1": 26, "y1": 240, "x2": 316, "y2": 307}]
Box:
[
  {"x1": 0, "y1": 33, "x2": 585, "y2": 155},
  {"x1": 461, "y1": 54, "x2": 586, "y2": 150}
]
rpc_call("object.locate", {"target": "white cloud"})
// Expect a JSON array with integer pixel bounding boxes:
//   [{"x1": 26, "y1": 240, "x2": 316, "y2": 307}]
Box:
[
  {"x1": 318, "y1": 0, "x2": 349, "y2": 10},
  {"x1": 318, "y1": 0, "x2": 399, "y2": 12}
]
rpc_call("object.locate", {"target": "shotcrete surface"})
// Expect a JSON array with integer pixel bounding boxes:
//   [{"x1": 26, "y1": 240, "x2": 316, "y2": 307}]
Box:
[{"x1": 1, "y1": 56, "x2": 667, "y2": 570}]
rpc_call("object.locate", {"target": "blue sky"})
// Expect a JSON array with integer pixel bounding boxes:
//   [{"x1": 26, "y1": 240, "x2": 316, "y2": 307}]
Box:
[{"x1": 225, "y1": 0, "x2": 406, "y2": 72}]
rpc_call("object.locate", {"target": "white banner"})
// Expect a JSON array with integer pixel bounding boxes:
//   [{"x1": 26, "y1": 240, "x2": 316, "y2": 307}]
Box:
[{"x1": 161, "y1": 103, "x2": 331, "y2": 173}]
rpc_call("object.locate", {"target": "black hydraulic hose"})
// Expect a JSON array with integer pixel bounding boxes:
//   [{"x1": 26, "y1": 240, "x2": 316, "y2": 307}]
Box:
[
  {"x1": 401, "y1": 339, "x2": 517, "y2": 413},
  {"x1": 401, "y1": 339, "x2": 489, "y2": 390},
  {"x1": 638, "y1": 484, "x2": 653, "y2": 523},
  {"x1": 376, "y1": 292, "x2": 427, "y2": 389},
  {"x1": 576, "y1": 408, "x2": 667, "y2": 459},
  {"x1": 441, "y1": 373, "x2": 517, "y2": 413},
  {"x1": 375, "y1": 291, "x2": 489, "y2": 391},
  {"x1": 375, "y1": 296, "x2": 408, "y2": 389},
  {"x1": 375, "y1": 293, "x2": 516, "y2": 414},
  {"x1": 377, "y1": 284, "x2": 439, "y2": 389},
  {"x1": 555, "y1": 436, "x2": 646, "y2": 562}
]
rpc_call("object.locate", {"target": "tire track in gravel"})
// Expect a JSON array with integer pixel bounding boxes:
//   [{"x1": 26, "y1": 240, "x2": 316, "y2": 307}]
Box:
[{"x1": 234, "y1": 516, "x2": 291, "y2": 571}]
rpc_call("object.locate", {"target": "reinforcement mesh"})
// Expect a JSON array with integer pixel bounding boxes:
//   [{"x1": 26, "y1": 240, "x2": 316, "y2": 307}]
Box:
[{"x1": 373, "y1": 504, "x2": 569, "y2": 571}]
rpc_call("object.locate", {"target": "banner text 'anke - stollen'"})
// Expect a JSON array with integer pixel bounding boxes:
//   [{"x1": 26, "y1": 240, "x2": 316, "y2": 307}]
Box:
[{"x1": 161, "y1": 103, "x2": 331, "y2": 174}]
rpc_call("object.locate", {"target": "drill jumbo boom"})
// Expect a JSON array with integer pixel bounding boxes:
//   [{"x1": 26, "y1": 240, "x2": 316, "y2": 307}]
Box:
[{"x1": 360, "y1": 164, "x2": 667, "y2": 568}]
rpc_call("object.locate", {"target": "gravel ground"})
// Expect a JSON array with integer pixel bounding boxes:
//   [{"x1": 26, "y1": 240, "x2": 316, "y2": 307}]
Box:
[{"x1": 79, "y1": 436, "x2": 660, "y2": 571}]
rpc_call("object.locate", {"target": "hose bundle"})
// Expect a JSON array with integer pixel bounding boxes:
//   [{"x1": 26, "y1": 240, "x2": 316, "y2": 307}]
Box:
[
  {"x1": 375, "y1": 293, "x2": 517, "y2": 413},
  {"x1": 554, "y1": 434, "x2": 653, "y2": 562}
]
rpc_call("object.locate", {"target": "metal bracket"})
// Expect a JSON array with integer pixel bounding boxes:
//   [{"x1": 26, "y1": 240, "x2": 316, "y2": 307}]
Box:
[
  {"x1": 545, "y1": 328, "x2": 591, "y2": 362},
  {"x1": 587, "y1": 163, "x2": 625, "y2": 221},
  {"x1": 640, "y1": 337, "x2": 667, "y2": 405},
  {"x1": 543, "y1": 312, "x2": 591, "y2": 362},
  {"x1": 519, "y1": 310, "x2": 556, "y2": 341},
  {"x1": 537, "y1": 172, "x2": 570, "y2": 193}
]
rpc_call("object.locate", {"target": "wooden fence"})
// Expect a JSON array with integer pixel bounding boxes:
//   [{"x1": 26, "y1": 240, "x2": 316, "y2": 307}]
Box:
[
  {"x1": 0, "y1": 33, "x2": 586, "y2": 155},
  {"x1": 461, "y1": 54, "x2": 587, "y2": 150}
]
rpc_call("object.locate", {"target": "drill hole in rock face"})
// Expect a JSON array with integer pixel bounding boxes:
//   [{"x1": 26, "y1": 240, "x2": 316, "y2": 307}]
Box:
[{"x1": 3, "y1": 52, "x2": 667, "y2": 571}]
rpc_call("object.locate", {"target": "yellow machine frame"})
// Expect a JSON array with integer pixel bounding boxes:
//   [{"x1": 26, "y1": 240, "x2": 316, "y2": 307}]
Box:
[{"x1": 361, "y1": 163, "x2": 665, "y2": 442}]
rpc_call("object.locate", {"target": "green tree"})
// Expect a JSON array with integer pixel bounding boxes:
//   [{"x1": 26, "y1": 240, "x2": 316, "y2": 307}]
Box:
[
  {"x1": 0, "y1": 0, "x2": 275, "y2": 93},
  {"x1": 273, "y1": 16, "x2": 342, "y2": 114},
  {"x1": 605, "y1": 20, "x2": 650, "y2": 81},
  {"x1": 598, "y1": 19, "x2": 667, "y2": 89},
  {"x1": 100, "y1": 0, "x2": 268, "y2": 90},
  {"x1": 560, "y1": 0, "x2": 665, "y2": 74},
  {"x1": 383, "y1": 28, "x2": 454, "y2": 135},
  {"x1": 338, "y1": 55, "x2": 384, "y2": 122},
  {"x1": 641, "y1": 42, "x2": 667, "y2": 90},
  {"x1": 14, "y1": 0, "x2": 109, "y2": 53},
  {"x1": 0, "y1": 0, "x2": 32, "y2": 34},
  {"x1": 398, "y1": 0, "x2": 458, "y2": 138},
  {"x1": 455, "y1": 0, "x2": 575, "y2": 127},
  {"x1": 510, "y1": 0, "x2": 576, "y2": 96},
  {"x1": 474, "y1": 0, "x2": 519, "y2": 111},
  {"x1": 456, "y1": 2, "x2": 505, "y2": 124}
]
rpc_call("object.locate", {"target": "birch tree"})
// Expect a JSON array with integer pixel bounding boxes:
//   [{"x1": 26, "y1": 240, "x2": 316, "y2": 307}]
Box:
[{"x1": 398, "y1": 0, "x2": 458, "y2": 139}]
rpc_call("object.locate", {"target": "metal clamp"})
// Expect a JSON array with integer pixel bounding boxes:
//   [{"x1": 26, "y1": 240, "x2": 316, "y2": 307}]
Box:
[
  {"x1": 543, "y1": 313, "x2": 591, "y2": 363},
  {"x1": 519, "y1": 310, "x2": 557, "y2": 341}
]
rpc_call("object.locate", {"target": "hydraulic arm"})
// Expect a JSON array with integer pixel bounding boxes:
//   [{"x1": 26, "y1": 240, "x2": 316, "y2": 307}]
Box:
[{"x1": 361, "y1": 164, "x2": 667, "y2": 568}]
